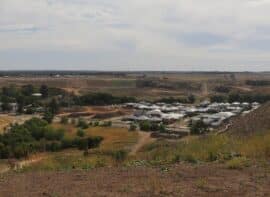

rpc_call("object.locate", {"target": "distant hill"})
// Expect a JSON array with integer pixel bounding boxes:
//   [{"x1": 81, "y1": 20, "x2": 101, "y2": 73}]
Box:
[{"x1": 228, "y1": 102, "x2": 270, "y2": 136}]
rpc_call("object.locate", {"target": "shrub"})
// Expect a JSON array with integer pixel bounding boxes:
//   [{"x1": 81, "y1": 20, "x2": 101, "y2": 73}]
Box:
[
  {"x1": 190, "y1": 120, "x2": 209, "y2": 135},
  {"x1": 88, "y1": 136, "x2": 103, "y2": 149},
  {"x1": 159, "y1": 124, "x2": 166, "y2": 133},
  {"x1": 226, "y1": 157, "x2": 250, "y2": 170},
  {"x1": 13, "y1": 143, "x2": 30, "y2": 158},
  {"x1": 139, "y1": 121, "x2": 151, "y2": 131},
  {"x1": 129, "y1": 123, "x2": 137, "y2": 131},
  {"x1": 77, "y1": 119, "x2": 89, "y2": 129},
  {"x1": 60, "y1": 116, "x2": 68, "y2": 124},
  {"x1": 76, "y1": 129, "x2": 85, "y2": 137},
  {"x1": 46, "y1": 141, "x2": 62, "y2": 152},
  {"x1": 102, "y1": 121, "x2": 112, "y2": 127},
  {"x1": 44, "y1": 127, "x2": 64, "y2": 141},
  {"x1": 112, "y1": 150, "x2": 127, "y2": 162},
  {"x1": 61, "y1": 137, "x2": 74, "y2": 149},
  {"x1": 77, "y1": 138, "x2": 89, "y2": 151},
  {"x1": 43, "y1": 111, "x2": 54, "y2": 123},
  {"x1": 94, "y1": 121, "x2": 99, "y2": 127}
]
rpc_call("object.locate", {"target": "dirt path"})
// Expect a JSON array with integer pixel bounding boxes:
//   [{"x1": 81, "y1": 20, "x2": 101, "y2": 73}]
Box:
[
  {"x1": 232, "y1": 86, "x2": 252, "y2": 92},
  {"x1": 0, "y1": 154, "x2": 46, "y2": 174},
  {"x1": 129, "y1": 131, "x2": 155, "y2": 156},
  {"x1": 202, "y1": 82, "x2": 208, "y2": 96}
]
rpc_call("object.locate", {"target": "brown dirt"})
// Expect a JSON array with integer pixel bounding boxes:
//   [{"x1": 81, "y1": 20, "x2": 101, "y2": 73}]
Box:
[
  {"x1": 228, "y1": 102, "x2": 270, "y2": 136},
  {"x1": 0, "y1": 163, "x2": 269, "y2": 197}
]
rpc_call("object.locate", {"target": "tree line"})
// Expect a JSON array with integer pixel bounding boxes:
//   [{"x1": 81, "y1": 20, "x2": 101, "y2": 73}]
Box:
[{"x1": 0, "y1": 118, "x2": 103, "y2": 159}]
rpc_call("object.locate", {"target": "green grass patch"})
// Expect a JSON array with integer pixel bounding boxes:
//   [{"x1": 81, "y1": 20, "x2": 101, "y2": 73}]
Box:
[{"x1": 226, "y1": 157, "x2": 250, "y2": 170}]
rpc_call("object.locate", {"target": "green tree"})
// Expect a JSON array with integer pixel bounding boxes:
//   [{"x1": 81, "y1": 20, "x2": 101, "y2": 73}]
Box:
[
  {"x1": 76, "y1": 129, "x2": 85, "y2": 137},
  {"x1": 60, "y1": 116, "x2": 68, "y2": 124},
  {"x1": 22, "y1": 84, "x2": 34, "y2": 96},
  {"x1": 43, "y1": 111, "x2": 54, "y2": 123},
  {"x1": 48, "y1": 98, "x2": 59, "y2": 114},
  {"x1": 190, "y1": 120, "x2": 209, "y2": 135},
  {"x1": 40, "y1": 85, "x2": 49, "y2": 98}
]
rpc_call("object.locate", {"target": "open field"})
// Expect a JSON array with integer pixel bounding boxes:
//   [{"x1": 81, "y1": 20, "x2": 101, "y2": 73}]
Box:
[{"x1": 0, "y1": 72, "x2": 269, "y2": 99}]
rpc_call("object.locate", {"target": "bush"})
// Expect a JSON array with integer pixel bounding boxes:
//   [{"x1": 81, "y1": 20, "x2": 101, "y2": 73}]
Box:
[
  {"x1": 44, "y1": 127, "x2": 64, "y2": 141},
  {"x1": 94, "y1": 121, "x2": 100, "y2": 127},
  {"x1": 112, "y1": 150, "x2": 127, "y2": 162},
  {"x1": 43, "y1": 111, "x2": 54, "y2": 123},
  {"x1": 102, "y1": 121, "x2": 112, "y2": 127},
  {"x1": 129, "y1": 123, "x2": 137, "y2": 131},
  {"x1": 214, "y1": 86, "x2": 230, "y2": 93},
  {"x1": 77, "y1": 138, "x2": 89, "y2": 151},
  {"x1": 88, "y1": 136, "x2": 103, "y2": 148},
  {"x1": 226, "y1": 157, "x2": 250, "y2": 170},
  {"x1": 190, "y1": 120, "x2": 209, "y2": 135},
  {"x1": 61, "y1": 137, "x2": 74, "y2": 149},
  {"x1": 76, "y1": 129, "x2": 85, "y2": 137},
  {"x1": 139, "y1": 121, "x2": 151, "y2": 131},
  {"x1": 159, "y1": 124, "x2": 166, "y2": 133},
  {"x1": 46, "y1": 141, "x2": 62, "y2": 152},
  {"x1": 60, "y1": 116, "x2": 68, "y2": 124},
  {"x1": 13, "y1": 143, "x2": 30, "y2": 158},
  {"x1": 77, "y1": 119, "x2": 89, "y2": 129}
]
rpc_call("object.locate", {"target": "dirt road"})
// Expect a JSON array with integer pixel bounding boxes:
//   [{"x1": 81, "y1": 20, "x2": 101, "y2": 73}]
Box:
[{"x1": 129, "y1": 131, "x2": 155, "y2": 155}]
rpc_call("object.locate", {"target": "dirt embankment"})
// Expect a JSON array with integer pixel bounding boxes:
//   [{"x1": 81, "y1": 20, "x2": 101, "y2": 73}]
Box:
[{"x1": 228, "y1": 102, "x2": 270, "y2": 136}]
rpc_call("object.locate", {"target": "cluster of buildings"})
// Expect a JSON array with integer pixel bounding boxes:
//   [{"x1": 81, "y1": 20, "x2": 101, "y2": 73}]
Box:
[{"x1": 123, "y1": 101, "x2": 260, "y2": 128}]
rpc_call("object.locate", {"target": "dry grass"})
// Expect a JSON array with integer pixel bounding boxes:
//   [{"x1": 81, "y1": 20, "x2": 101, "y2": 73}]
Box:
[
  {"x1": 23, "y1": 123, "x2": 139, "y2": 171},
  {"x1": 52, "y1": 123, "x2": 139, "y2": 151},
  {"x1": 137, "y1": 131, "x2": 270, "y2": 166},
  {"x1": 0, "y1": 115, "x2": 13, "y2": 133},
  {"x1": 86, "y1": 127, "x2": 138, "y2": 151},
  {"x1": 226, "y1": 157, "x2": 250, "y2": 170}
]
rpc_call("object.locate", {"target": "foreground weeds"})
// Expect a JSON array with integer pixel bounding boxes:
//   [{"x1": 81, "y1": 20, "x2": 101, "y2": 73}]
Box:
[{"x1": 136, "y1": 131, "x2": 270, "y2": 167}]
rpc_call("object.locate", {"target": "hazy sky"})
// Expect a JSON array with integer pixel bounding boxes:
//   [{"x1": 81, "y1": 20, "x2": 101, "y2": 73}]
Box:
[{"x1": 1, "y1": 0, "x2": 270, "y2": 71}]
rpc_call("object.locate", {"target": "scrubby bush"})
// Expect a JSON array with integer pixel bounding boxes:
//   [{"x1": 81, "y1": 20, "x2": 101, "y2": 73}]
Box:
[
  {"x1": 159, "y1": 124, "x2": 166, "y2": 133},
  {"x1": 61, "y1": 137, "x2": 74, "y2": 149},
  {"x1": 102, "y1": 121, "x2": 112, "y2": 127},
  {"x1": 129, "y1": 123, "x2": 137, "y2": 131},
  {"x1": 60, "y1": 116, "x2": 68, "y2": 124},
  {"x1": 139, "y1": 120, "x2": 151, "y2": 131},
  {"x1": 112, "y1": 150, "x2": 127, "y2": 162},
  {"x1": 44, "y1": 127, "x2": 64, "y2": 141},
  {"x1": 43, "y1": 111, "x2": 54, "y2": 123},
  {"x1": 226, "y1": 157, "x2": 250, "y2": 170},
  {"x1": 77, "y1": 118, "x2": 89, "y2": 129},
  {"x1": 76, "y1": 129, "x2": 85, "y2": 137},
  {"x1": 190, "y1": 120, "x2": 209, "y2": 135},
  {"x1": 94, "y1": 121, "x2": 100, "y2": 127},
  {"x1": 88, "y1": 136, "x2": 103, "y2": 149}
]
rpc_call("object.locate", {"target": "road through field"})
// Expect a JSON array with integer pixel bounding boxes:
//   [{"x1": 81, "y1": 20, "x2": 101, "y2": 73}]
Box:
[{"x1": 129, "y1": 131, "x2": 155, "y2": 156}]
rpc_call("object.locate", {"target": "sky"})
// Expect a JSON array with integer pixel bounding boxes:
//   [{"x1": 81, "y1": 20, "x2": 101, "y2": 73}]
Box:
[{"x1": 1, "y1": 0, "x2": 270, "y2": 71}]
